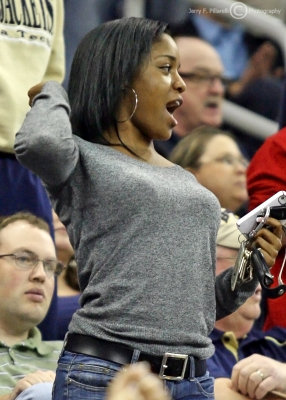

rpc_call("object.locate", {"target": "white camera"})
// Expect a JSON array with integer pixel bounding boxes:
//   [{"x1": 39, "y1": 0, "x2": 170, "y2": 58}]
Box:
[{"x1": 237, "y1": 191, "x2": 286, "y2": 237}]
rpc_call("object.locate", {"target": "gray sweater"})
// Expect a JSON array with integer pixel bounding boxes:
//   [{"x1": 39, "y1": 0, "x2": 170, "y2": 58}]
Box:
[{"x1": 15, "y1": 82, "x2": 258, "y2": 359}]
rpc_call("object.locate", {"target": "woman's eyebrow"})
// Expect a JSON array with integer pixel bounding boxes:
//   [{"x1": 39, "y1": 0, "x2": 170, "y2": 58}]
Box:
[{"x1": 154, "y1": 54, "x2": 176, "y2": 61}]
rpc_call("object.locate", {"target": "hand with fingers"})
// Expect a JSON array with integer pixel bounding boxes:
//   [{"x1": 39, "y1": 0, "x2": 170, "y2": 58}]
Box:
[
  {"x1": 8, "y1": 370, "x2": 55, "y2": 400},
  {"x1": 249, "y1": 217, "x2": 283, "y2": 268},
  {"x1": 27, "y1": 82, "x2": 46, "y2": 107},
  {"x1": 231, "y1": 354, "x2": 286, "y2": 399},
  {"x1": 106, "y1": 363, "x2": 171, "y2": 400}
]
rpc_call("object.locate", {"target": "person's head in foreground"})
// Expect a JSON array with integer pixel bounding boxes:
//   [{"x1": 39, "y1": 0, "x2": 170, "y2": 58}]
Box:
[{"x1": 68, "y1": 17, "x2": 186, "y2": 153}]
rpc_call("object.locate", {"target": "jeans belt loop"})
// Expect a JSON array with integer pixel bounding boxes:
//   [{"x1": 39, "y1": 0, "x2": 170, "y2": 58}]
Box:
[
  {"x1": 189, "y1": 355, "x2": 195, "y2": 379},
  {"x1": 131, "y1": 349, "x2": 140, "y2": 364}
]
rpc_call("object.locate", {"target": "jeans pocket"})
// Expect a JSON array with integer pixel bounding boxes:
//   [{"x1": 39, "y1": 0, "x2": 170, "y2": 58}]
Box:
[
  {"x1": 67, "y1": 363, "x2": 119, "y2": 393},
  {"x1": 53, "y1": 354, "x2": 122, "y2": 400}
]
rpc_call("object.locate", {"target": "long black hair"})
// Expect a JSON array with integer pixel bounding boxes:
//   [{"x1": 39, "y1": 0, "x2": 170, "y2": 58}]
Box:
[{"x1": 68, "y1": 17, "x2": 168, "y2": 144}]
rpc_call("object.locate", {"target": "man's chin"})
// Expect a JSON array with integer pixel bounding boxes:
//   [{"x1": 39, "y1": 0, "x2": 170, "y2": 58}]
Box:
[
  {"x1": 20, "y1": 310, "x2": 48, "y2": 327},
  {"x1": 202, "y1": 116, "x2": 222, "y2": 128}
]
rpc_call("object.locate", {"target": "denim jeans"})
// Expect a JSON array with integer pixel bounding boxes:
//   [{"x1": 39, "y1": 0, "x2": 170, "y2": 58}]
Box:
[{"x1": 52, "y1": 351, "x2": 214, "y2": 400}]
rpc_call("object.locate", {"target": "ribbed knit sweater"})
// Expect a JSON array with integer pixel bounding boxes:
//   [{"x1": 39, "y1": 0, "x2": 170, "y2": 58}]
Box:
[{"x1": 15, "y1": 82, "x2": 258, "y2": 359}]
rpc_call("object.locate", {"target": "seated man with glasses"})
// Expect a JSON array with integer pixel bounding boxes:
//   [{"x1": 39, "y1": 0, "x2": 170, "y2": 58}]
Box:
[{"x1": 0, "y1": 212, "x2": 63, "y2": 400}]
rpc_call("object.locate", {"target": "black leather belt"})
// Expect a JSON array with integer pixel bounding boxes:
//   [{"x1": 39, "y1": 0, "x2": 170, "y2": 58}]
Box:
[{"x1": 65, "y1": 333, "x2": 206, "y2": 381}]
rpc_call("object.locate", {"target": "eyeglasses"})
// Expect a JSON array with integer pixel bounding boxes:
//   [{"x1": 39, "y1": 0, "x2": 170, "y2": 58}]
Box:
[
  {"x1": 179, "y1": 72, "x2": 229, "y2": 87},
  {"x1": 212, "y1": 155, "x2": 249, "y2": 168},
  {"x1": 0, "y1": 250, "x2": 64, "y2": 277}
]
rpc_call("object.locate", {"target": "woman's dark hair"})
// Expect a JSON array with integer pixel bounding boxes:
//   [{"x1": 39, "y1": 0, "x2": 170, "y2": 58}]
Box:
[
  {"x1": 64, "y1": 256, "x2": 80, "y2": 291},
  {"x1": 169, "y1": 126, "x2": 235, "y2": 169},
  {"x1": 68, "y1": 17, "x2": 168, "y2": 144}
]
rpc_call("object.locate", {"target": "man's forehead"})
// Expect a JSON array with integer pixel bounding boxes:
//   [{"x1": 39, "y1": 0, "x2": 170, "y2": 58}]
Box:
[
  {"x1": 0, "y1": 221, "x2": 53, "y2": 250},
  {"x1": 176, "y1": 38, "x2": 223, "y2": 69},
  {"x1": 0, "y1": 220, "x2": 33, "y2": 236}
]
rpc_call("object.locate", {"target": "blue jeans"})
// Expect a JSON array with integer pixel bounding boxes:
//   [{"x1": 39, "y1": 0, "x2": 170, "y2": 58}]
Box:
[{"x1": 52, "y1": 351, "x2": 214, "y2": 400}]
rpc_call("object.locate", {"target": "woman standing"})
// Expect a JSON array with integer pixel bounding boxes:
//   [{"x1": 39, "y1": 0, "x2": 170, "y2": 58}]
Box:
[{"x1": 14, "y1": 17, "x2": 282, "y2": 400}]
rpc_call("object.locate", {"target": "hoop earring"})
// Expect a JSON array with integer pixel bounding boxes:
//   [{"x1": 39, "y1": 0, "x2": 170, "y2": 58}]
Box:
[{"x1": 117, "y1": 87, "x2": 138, "y2": 123}]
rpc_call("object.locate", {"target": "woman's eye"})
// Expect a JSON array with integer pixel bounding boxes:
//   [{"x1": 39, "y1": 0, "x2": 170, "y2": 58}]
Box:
[{"x1": 160, "y1": 65, "x2": 171, "y2": 73}]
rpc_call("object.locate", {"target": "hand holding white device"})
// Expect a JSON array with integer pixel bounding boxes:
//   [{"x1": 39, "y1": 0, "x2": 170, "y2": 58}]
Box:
[{"x1": 236, "y1": 191, "x2": 286, "y2": 238}]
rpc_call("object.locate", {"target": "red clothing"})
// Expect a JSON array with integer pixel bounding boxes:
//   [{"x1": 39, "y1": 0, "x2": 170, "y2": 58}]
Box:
[
  {"x1": 247, "y1": 127, "x2": 286, "y2": 329},
  {"x1": 248, "y1": 127, "x2": 286, "y2": 211}
]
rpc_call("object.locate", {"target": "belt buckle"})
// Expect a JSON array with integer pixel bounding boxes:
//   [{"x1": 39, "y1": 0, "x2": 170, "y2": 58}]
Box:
[{"x1": 159, "y1": 352, "x2": 188, "y2": 381}]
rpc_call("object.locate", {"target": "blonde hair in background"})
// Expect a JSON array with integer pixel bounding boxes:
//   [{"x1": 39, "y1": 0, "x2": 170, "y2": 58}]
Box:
[{"x1": 169, "y1": 126, "x2": 235, "y2": 170}]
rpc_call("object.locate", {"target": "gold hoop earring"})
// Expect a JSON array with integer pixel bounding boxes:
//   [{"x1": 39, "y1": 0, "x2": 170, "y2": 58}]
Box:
[{"x1": 117, "y1": 87, "x2": 138, "y2": 123}]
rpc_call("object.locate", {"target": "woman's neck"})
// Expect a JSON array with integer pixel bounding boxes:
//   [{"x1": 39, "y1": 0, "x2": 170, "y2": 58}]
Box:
[{"x1": 104, "y1": 128, "x2": 173, "y2": 167}]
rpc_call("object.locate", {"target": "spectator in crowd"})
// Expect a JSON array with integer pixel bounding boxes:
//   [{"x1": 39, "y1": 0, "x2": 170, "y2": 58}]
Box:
[
  {"x1": 52, "y1": 211, "x2": 80, "y2": 340},
  {"x1": 169, "y1": 126, "x2": 248, "y2": 215},
  {"x1": 247, "y1": 126, "x2": 286, "y2": 330},
  {"x1": 174, "y1": 37, "x2": 225, "y2": 135},
  {"x1": 15, "y1": 17, "x2": 282, "y2": 400},
  {"x1": 0, "y1": 213, "x2": 64, "y2": 400},
  {"x1": 0, "y1": 0, "x2": 65, "y2": 232},
  {"x1": 0, "y1": 0, "x2": 65, "y2": 340},
  {"x1": 171, "y1": 6, "x2": 283, "y2": 114},
  {"x1": 208, "y1": 209, "x2": 286, "y2": 400}
]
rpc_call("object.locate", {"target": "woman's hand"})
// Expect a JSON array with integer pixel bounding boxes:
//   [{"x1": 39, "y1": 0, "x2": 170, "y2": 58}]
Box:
[
  {"x1": 250, "y1": 217, "x2": 283, "y2": 268},
  {"x1": 28, "y1": 82, "x2": 45, "y2": 106}
]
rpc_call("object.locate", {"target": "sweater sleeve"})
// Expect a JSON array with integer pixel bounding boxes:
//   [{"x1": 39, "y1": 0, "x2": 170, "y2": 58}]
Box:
[
  {"x1": 215, "y1": 267, "x2": 259, "y2": 320},
  {"x1": 14, "y1": 81, "x2": 79, "y2": 187}
]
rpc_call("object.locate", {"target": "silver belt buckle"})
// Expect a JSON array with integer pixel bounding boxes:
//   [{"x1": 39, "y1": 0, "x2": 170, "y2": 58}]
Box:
[{"x1": 159, "y1": 352, "x2": 188, "y2": 381}]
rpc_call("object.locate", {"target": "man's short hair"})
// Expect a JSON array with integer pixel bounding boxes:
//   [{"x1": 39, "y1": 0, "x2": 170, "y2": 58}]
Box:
[{"x1": 0, "y1": 212, "x2": 50, "y2": 235}]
